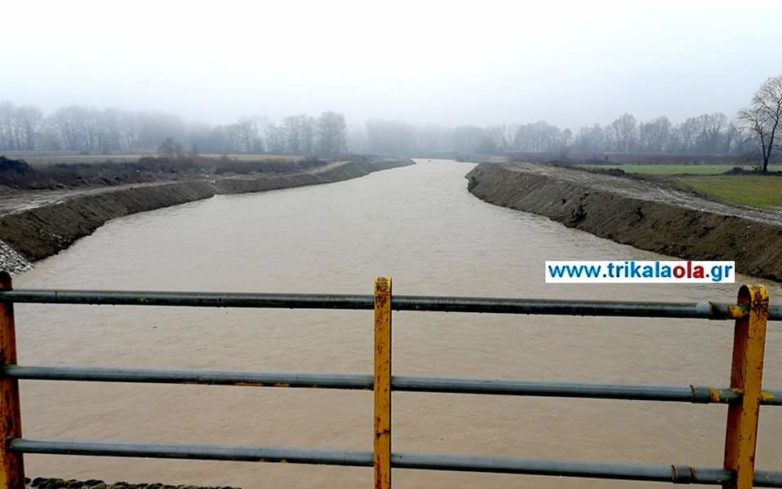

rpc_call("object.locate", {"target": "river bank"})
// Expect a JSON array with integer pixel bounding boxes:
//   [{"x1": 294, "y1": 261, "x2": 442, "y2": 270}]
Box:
[
  {"x1": 0, "y1": 158, "x2": 412, "y2": 271},
  {"x1": 26, "y1": 477, "x2": 238, "y2": 489},
  {"x1": 466, "y1": 162, "x2": 782, "y2": 282}
]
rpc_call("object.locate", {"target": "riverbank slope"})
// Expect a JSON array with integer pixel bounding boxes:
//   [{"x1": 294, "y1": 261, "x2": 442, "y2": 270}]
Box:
[
  {"x1": 0, "y1": 158, "x2": 412, "y2": 271},
  {"x1": 467, "y1": 162, "x2": 782, "y2": 281}
]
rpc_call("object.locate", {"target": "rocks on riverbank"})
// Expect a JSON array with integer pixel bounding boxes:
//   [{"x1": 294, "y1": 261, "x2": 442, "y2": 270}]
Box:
[{"x1": 0, "y1": 238, "x2": 31, "y2": 274}]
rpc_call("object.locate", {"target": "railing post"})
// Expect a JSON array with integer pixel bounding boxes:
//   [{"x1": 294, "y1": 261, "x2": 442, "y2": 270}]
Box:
[
  {"x1": 373, "y1": 277, "x2": 392, "y2": 489},
  {"x1": 0, "y1": 272, "x2": 24, "y2": 489},
  {"x1": 723, "y1": 284, "x2": 768, "y2": 489}
]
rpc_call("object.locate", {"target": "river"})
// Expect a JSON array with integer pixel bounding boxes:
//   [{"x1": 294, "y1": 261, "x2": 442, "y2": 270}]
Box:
[{"x1": 14, "y1": 159, "x2": 782, "y2": 488}]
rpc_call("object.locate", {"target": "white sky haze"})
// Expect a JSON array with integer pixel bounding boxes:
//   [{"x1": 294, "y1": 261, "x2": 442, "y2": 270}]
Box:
[{"x1": 2, "y1": 0, "x2": 781, "y2": 128}]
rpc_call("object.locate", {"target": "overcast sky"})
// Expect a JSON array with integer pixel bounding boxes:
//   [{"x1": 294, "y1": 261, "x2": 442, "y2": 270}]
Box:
[{"x1": 3, "y1": 0, "x2": 781, "y2": 129}]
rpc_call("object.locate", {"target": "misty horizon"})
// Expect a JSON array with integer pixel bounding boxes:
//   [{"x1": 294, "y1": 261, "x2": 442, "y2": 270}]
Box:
[{"x1": 4, "y1": 1, "x2": 781, "y2": 130}]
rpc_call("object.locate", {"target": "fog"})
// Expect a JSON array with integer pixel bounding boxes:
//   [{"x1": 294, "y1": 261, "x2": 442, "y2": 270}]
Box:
[{"x1": 2, "y1": 0, "x2": 781, "y2": 129}]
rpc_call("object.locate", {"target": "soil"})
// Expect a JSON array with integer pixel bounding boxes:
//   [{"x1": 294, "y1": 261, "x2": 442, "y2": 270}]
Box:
[
  {"x1": 466, "y1": 162, "x2": 782, "y2": 282},
  {"x1": 26, "y1": 477, "x2": 238, "y2": 489},
  {"x1": 0, "y1": 158, "x2": 413, "y2": 271}
]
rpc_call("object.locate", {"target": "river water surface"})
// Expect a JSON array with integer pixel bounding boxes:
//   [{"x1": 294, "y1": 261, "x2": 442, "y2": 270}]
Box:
[{"x1": 15, "y1": 160, "x2": 782, "y2": 488}]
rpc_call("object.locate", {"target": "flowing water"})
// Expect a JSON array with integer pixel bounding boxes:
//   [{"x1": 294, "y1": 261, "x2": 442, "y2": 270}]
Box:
[{"x1": 14, "y1": 160, "x2": 782, "y2": 488}]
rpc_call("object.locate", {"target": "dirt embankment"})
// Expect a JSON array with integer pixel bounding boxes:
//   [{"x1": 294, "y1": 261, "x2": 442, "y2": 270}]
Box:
[
  {"x1": 466, "y1": 163, "x2": 782, "y2": 282},
  {"x1": 0, "y1": 159, "x2": 412, "y2": 270},
  {"x1": 26, "y1": 477, "x2": 237, "y2": 489}
]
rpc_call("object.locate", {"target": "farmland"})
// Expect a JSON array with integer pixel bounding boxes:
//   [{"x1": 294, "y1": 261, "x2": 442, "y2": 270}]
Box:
[
  {"x1": 585, "y1": 163, "x2": 753, "y2": 175},
  {"x1": 580, "y1": 163, "x2": 782, "y2": 209},
  {"x1": 675, "y1": 175, "x2": 782, "y2": 209}
]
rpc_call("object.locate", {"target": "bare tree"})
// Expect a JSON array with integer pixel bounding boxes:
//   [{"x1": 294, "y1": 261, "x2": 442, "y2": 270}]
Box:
[
  {"x1": 263, "y1": 123, "x2": 286, "y2": 154},
  {"x1": 610, "y1": 113, "x2": 637, "y2": 153},
  {"x1": 513, "y1": 121, "x2": 562, "y2": 153},
  {"x1": 639, "y1": 116, "x2": 671, "y2": 152},
  {"x1": 317, "y1": 112, "x2": 347, "y2": 156},
  {"x1": 15, "y1": 105, "x2": 43, "y2": 150},
  {"x1": 282, "y1": 115, "x2": 309, "y2": 154},
  {"x1": 573, "y1": 124, "x2": 605, "y2": 153},
  {"x1": 738, "y1": 75, "x2": 782, "y2": 172},
  {"x1": 0, "y1": 102, "x2": 18, "y2": 150},
  {"x1": 236, "y1": 116, "x2": 264, "y2": 153},
  {"x1": 158, "y1": 137, "x2": 183, "y2": 158}
]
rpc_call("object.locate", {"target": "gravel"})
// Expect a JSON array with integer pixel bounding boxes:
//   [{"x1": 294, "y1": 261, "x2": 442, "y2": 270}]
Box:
[{"x1": 0, "y1": 238, "x2": 31, "y2": 274}]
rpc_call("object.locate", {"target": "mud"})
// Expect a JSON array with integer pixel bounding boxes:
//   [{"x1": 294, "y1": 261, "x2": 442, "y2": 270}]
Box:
[
  {"x1": 26, "y1": 478, "x2": 238, "y2": 489},
  {"x1": 466, "y1": 162, "x2": 782, "y2": 281}
]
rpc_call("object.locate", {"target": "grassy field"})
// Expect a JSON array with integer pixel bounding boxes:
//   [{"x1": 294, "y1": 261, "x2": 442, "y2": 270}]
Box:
[
  {"x1": 587, "y1": 164, "x2": 753, "y2": 175},
  {"x1": 583, "y1": 163, "x2": 782, "y2": 209},
  {"x1": 676, "y1": 175, "x2": 782, "y2": 209}
]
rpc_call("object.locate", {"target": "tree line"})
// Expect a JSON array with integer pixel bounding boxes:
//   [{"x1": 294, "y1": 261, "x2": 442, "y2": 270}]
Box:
[
  {"x1": 360, "y1": 112, "x2": 745, "y2": 157},
  {"x1": 361, "y1": 76, "x2": 781, "y2": 169},
  {"x1": 3, "y1": 75, "x2": 778, "y2": 168},
  {"x1": 0, "y1": 103, "x2": 347, "y2": 156}
]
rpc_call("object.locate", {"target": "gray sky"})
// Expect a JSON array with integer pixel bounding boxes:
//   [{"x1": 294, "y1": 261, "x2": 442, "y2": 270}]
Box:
[{"x1": 3, "y1": 0, "x2": 781, "y2": 129}]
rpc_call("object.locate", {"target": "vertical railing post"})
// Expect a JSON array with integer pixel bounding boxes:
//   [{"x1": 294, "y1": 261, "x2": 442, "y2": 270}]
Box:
[
  {"x1": 0, "y1": 272, "x2": 24, "y2": 489},
  {"x1": 723, "y1": 284, "x2": 769, "y2": 489},
  {"x1": 373, "y1": 277, "x2": 392, "y2": 489}
]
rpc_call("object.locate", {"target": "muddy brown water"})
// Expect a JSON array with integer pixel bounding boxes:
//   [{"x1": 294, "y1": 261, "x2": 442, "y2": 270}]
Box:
[{"x1": 14, "y1": 160, "x2": 782, "y2": 488}]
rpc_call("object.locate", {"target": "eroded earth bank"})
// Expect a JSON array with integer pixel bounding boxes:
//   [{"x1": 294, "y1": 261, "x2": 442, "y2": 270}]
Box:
[
  {"x1": 467, "y1": 162, "x2": 782, "y2": 281},
  {"x1": 0, "y1": 158, "x2": 412, "y2": 272}
]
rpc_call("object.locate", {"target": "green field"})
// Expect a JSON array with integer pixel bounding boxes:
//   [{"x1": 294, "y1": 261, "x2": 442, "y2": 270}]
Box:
[
  {"x1": 588, "y1": 164, "x2": 753, "y2": 175},
  {"x1": 676, "y1": 175, "x2": 782, "y2": 209},
  {"x1": 583, "y1": 163, "x2": 782, "y2": 209}
]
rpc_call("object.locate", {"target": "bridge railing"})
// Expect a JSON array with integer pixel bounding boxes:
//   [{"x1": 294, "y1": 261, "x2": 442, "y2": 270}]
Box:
[{"x1": 0, "y1": 272, "x2": 780, "y2": 489}]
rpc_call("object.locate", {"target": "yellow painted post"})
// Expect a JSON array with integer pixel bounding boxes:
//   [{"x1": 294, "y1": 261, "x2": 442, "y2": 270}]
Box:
[
  {"x1": 0, "y1": 272, "x2": 24, "y2": 489},
  {"x1": 373, "y1": 277, "x2": 392, "y2": 489},
  {"x1": 723, "y1": 284, "x2": 769, "y2": 489}
]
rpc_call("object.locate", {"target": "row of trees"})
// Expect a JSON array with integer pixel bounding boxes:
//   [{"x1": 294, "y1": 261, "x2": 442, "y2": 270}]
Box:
[
  {"x1": 0, "y1": 103, "x2": 348, "y2": 156},
  {"x1": 3, "y1": 76, "x2": 778, "y2": 166},
  {"x1": 572, "y1": 112, "x2": 742, "y2": 155},
  {"x1": 360, "y1": 112, "x2": 745, "y2": 157},
  {"x1": 364, "y1": 76, "x2": 781, "y2": 167}
]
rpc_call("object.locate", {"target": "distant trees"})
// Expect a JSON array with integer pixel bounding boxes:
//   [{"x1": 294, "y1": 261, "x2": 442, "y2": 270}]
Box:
[
  {"x1": 10, "y1": 77, "x2": 782, "y2": 164},
  {"x1": 0, "y1": 102, "x2": 43, "y2": 150},
  {"x1": 0, "y1": 102, "x2": 349, "y2": 157},
  {"x1": 261, "y1": 112, "x2": 345, "y2": 156},
  {"x1": 317, "y1": 111, "x2": 347, "y2": 156},
  {"x1": 359, "y1": 111, "x2": 749, "y2": 157},
  {"x1": 609, "y1": 113, "x2": 637, "y2": 153},
  {"x1": 231, "y1": 116, "x2": 265, "y2": 153},
  {"x1": 513, "y1": 121, "x2": 568, "y2": 153},
  {"x1": 282, "y1": 115, "x2": 316, "y2": 154},
  {"x1": 639, "y1": 117, "x2": 672, "y2": 152},
  {"x1": 569, "y1": 113, "x2": 740, "y2": 156},
  {"x1": 157, "y1": 137, "x2": 184, "y2": 158},
  {"x1": 738, "y1": 75, "x2": 782, "y2": 172},
  {"x1": 573, "y1": 124, "x2": 605, "y2": 153},
  {"x1": 366, "y1": 120, "x2": 417, "y2": 154}
]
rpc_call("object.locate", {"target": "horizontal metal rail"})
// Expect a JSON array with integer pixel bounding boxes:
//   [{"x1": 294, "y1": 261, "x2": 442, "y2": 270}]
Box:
[
  {"x1": 9, "y1": 438, "x2": 782, "y2": 486},
  {"x1": 1, "y1": 289, "x2": 781, "y2": 320},
  {"x1": 4, "y1": 365, "x2": 781, "y2": 405},
  {"x1": 0, "y1": 280, "x2": 777, "y2": 489}
]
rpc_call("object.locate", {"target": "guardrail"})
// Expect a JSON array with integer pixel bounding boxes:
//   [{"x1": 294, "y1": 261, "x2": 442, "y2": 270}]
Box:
[{"x1": 0, "y1": 272, "x2": 779, "y2": 489}]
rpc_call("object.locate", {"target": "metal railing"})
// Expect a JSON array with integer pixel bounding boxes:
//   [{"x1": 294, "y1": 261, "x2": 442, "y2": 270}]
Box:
[{"x1": 0, "y1": 272, "x2": 779, "y2": 489}]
